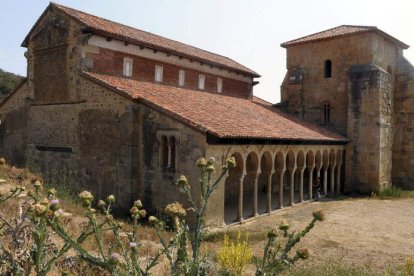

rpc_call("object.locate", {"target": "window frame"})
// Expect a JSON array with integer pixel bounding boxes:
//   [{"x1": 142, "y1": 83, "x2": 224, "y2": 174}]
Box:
[
  {"x1": 198, "y1": 74, "x2": 205, "y2": 90},
  {"x1": 324, "y1": 59, "x2": 332, "y2": 78},
  {"x1": 178, "y1": 69, "x2": 185, "y2": 86},
  {"x1": 123, "y1": 57, "x2": 133, "y2": 77},
  {"x1": 155, "y1": 65, "x2": 164, "y2": 82},
  {"x1": 217, "y1": 77, "x2": 223, "y2": 93}
]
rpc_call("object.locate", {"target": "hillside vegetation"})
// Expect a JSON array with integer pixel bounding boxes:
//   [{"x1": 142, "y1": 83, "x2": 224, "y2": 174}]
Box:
[{"x1": 0, "y1": 68, "x2": 24, "y2": 98}]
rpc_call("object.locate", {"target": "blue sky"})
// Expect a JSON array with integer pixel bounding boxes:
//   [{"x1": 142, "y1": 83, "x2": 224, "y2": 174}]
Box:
[{"x1": 1, "y1": 0, "x2": 414, "y2": 103}]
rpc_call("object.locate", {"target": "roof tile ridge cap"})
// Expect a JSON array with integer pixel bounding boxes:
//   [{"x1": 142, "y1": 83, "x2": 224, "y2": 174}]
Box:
[
  {"x1": 281, "y1": 25, "x2": 345, "y2": 45},
  {"x1": 51, "y1": 2, "x2": 260, "y2": 75},
  {"x1": 281, "y1": 25, "x2": 378, "y2": 46},
  {"x1": 51, "y1": 2, "x2": 245, "y2": 63}
]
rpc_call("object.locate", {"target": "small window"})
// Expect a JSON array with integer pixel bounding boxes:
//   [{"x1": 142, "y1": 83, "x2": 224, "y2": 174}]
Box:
[
  {"x1": 178, "y1": 70, "x2": 185, "y2": 86},
  {"x1": 160, "y1": 135, "x2": 168, "y2": 168},
  {"x1": 169, "y1": 136, "x2": 176, "y2": 169},
  {"x1": 323, "y1": 104, "x2": 331, "y2": 124},
  {"x1": 217, "y1": 77, "x2": 223, "y2": 93},
  {"x1": 155, "y1": 65, "x2": 163, "y2": 82},
  {"x1": 123, "y1": 57, "x2": 133, "y2": 77},
  {"x1": 324, "y1": 60, "x2": 332, "y2": 78},
  {"x1": 198, "y1": 74, "x2": 205, "y2": 90}
]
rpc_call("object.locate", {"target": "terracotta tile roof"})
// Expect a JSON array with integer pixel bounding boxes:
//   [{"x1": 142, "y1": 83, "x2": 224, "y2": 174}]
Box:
[
  {"x1": 252, "y1": 96, "x2": 272, "y2": 106},
  {"x1": 281, "y1": 25, "x2": 409, "y2": 49},
  {"x1": 83, "y1": 72, "x2": 348, "y2": 143},
  {"x1": 22, "y1": 3, "x2": 259, "y2": 77}
]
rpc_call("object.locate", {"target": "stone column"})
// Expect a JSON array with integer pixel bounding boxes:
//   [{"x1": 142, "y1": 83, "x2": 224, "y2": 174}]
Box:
[
  {"x1": 267, "y1": 171, "x2": 274, "y2": 213},
  {"x1": 308, "y1": 167, "x2": 314, "y2": 200},
  {"x1": 323, "y1": 168, "x2": 328, "y2": 195},
  {"x1": 289, "y1": 168, "x2": 296, "y2": 206},
  {"x1": 330, "y1": 165, "x2": 336, "y2": 196},
  {"x1": 299, "y1": 168, "x2": 305, "y2": 203},
  {"x1": 236, "y1": 174, "x2": 246, "y2": 223},
  {"x1": 336, "y1": 164, "x2": 342, "y2": 195},
  {"x1": 252, "y1": 171, "x2": 260, "y2": 217},
  {"x1": 278, "y1": 170, "x2": 285, "y2": 209}
]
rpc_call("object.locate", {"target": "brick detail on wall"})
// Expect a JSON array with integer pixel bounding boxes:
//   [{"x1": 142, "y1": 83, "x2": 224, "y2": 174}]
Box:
[{"x1": 86, "y1": 48, "x2": 252, "y2": 99}]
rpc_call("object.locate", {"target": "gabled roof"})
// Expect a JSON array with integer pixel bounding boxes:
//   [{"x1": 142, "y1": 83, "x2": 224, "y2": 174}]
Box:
[
  {"x1": 83, "y1": 72, "x2": 348, "y2": 143},
  {"x1": 281, "y1": 25, "x2": 409, "y2": 49},
  {"x1": 22, "y1": 2, "x2": 260, "y2": 78}
]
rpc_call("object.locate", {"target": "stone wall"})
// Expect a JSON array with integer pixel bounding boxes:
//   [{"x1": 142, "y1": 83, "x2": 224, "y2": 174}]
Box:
[
  {"x1": 392, "y1": 56, "x2": 414, "y2": 189},
  {"x1": 139, "y1": 104, "x2": 208, "y2": 213},
  {"x1": 281, "y1": 33, "x2": 399, "y2": 136},
  {"x1": 346, "y1": 65, "x2": 393, "y2": 192}
]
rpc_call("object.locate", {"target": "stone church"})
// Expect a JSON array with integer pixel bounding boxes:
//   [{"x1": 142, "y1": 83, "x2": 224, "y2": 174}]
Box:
[{"x1": 1, "y1": 3, "x2": 413, "y2": 226}]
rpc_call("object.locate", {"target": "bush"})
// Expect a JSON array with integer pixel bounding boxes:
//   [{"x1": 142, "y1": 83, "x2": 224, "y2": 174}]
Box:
[{"x1": 217, "y1": 231, "x2": 252, "y2": 276}]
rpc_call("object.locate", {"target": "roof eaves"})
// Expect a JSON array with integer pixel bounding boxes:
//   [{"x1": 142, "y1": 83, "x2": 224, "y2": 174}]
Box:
[{"x1": 80, "y1": 72, "x2": 212, "y2": 136}]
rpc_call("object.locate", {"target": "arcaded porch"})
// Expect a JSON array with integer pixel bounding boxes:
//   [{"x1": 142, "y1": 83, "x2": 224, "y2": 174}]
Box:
[{"x1": 206, "y1": 144, "x2": 345, "y2": 226}]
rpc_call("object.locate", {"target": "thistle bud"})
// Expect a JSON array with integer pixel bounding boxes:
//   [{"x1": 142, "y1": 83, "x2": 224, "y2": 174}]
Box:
[
  {"x1": 165, "y1": 202, "x2": 186, "y2": 218},
  {"x1": 279, "y1": 220, "x2": 289, "y2": 231},
  {"x1": 176, "y1": 175, "x2": 189, "y2": 189},
  {"x1": 107, "y1": 195, "x2": 115, "y2": 204},
  {"x1": 108, "y1": 253, "x2": 121, "y2": 265},
  {"x1": 130, "y1": 206, "x2": 140, "y2": 216},
  {"x1": 196, "y1": 158, "x2": 207, "y2": 168},
  {"x1": 129, "y1": 242, "x2": 138, "y2": 249},
  {"x1": 139, "y1": 209, "x2": 147, "y2": 218},
  {"x1": 267, "y1": 229, "x2": 277, "y2": 238},
  {"x1": 207, "y1": 157, "x2": 216, "y2": 165},
  {"x1": 98, "y1": 200, "x2": 106, "y2": 208},
  {"x1": 296, "y1": 247, "x2": 309, "y2": 259},
  {"x1": 133, "y1": 200, "x2": 143, "y2": 209},
  {"x1": 206, "y1": 165, "x2": 215, "y2": 173},
  {"x1": 49, "y1": 199, "x2": 61, "y2": 211},
  {"x1": 33, "y1": 203, "x2": 47, "y2": 217},
  {"x1": 33, "y1": 180, "x2": 43, "y2": 189},
  {"x1": 47, "y1": 188, "x2": 57, "y2": 197},
  {"x1": 0, "y1": 158, "x2": 6, "y2": 165},
  {"x1": 312, "y1": 209, "x2": 325, "y2": 221},
  {"x1": 79, "y1": 191, "x2": 94, "y2": 207},
  {"x1": 226, "y1": 157, "x2": 236, "y2": 168},
  {"x1": 148, "y1": 216, "x2": 158, "y2": 225}
]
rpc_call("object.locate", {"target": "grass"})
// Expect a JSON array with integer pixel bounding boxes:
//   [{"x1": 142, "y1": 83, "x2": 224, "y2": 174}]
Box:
[
  {"x1": 204, "y1": 229, "x2": 267, "y2": 243},
  {"x1": 282, "y1": 259, "x2": 376, "y2": 276},
  {"x1": 373, "y1": 186, "x2": 414, "y2": 199}
]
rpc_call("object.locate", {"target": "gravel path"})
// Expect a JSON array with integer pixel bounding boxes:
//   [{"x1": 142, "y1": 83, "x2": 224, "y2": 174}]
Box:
[{"x1": 228, "y1": 197, "x2": 414, "y2": 271}]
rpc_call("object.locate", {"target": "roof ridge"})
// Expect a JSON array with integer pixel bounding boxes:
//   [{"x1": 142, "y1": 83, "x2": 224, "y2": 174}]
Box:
[
  {"x1": 281, "y1": 25, "x2": 372, "y2": 47},
  {"x1": 50, "y1": 2, "x2": 258, "y2": 76}
]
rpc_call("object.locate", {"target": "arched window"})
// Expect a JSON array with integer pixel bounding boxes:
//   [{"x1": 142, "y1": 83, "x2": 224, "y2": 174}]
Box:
[
  {"x1": 324, "y1": 60, "x2": 332, "y2": 78},
  {"x1": 169, "y1": 136, "x2": 176, "y2": 169},
  {"x1": 160, "y1": 135, "x2": 168, "y2": 168},
  {"x1": 323, "y1": 104, "x2": 331, "y2": 124}
]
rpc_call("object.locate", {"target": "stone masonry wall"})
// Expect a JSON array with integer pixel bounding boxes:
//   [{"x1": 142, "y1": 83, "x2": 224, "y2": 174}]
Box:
[
  {"x1": 392, "y1": 56, "x2": 414, "y2": 189},
  {"x1": 281, "y1": 33, "x2": 399, "y2": 136},
  {"x1": 346, "y1": 65, "x2": 393, "y2": 192}
]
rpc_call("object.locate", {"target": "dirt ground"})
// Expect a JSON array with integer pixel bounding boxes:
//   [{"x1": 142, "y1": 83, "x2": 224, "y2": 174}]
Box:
[{"x1": 226, "y1": 196, "x2": 414, "y2": 272}]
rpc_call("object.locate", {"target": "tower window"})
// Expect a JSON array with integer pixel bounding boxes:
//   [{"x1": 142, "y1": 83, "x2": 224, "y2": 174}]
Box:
[
  {"x1": 178, "y1": 69, "x2": 185, "y2": 86},
  {"x1": 324, "y1": 59, "x2": 332, "y2": 78},
  {"x1": 323, "y1": 104, "x2": 331, "y2": 124},
  {"x1": 155, "y1": 65, "x2": 163, "y2": 82},
  {"x1": 198, "y1": 74, "x2": 205, "y2": 90},
  {"x1": 217, "y1": 77, "x2": 223, "y2": 93},
  {"x1": 123, "y1": 57, "x2": 133, "y2": 77}
]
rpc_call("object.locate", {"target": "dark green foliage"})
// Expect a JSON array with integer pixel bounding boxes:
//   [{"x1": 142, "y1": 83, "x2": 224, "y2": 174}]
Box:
[{"x1": 0, "y1": 68, "x2": 24, "y2": 98}]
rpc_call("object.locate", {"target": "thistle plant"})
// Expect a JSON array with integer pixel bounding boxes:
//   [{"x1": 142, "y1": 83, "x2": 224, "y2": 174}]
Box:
[
  {"x1": 48, "y1": 193, "x2": 161, "y2": 275},
  {"x1": 254, "y1": 209, "x2": 325, "y2": 275},
  {"x1": 153, "y1": 156, "x2": 236, "y2": 275}
]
